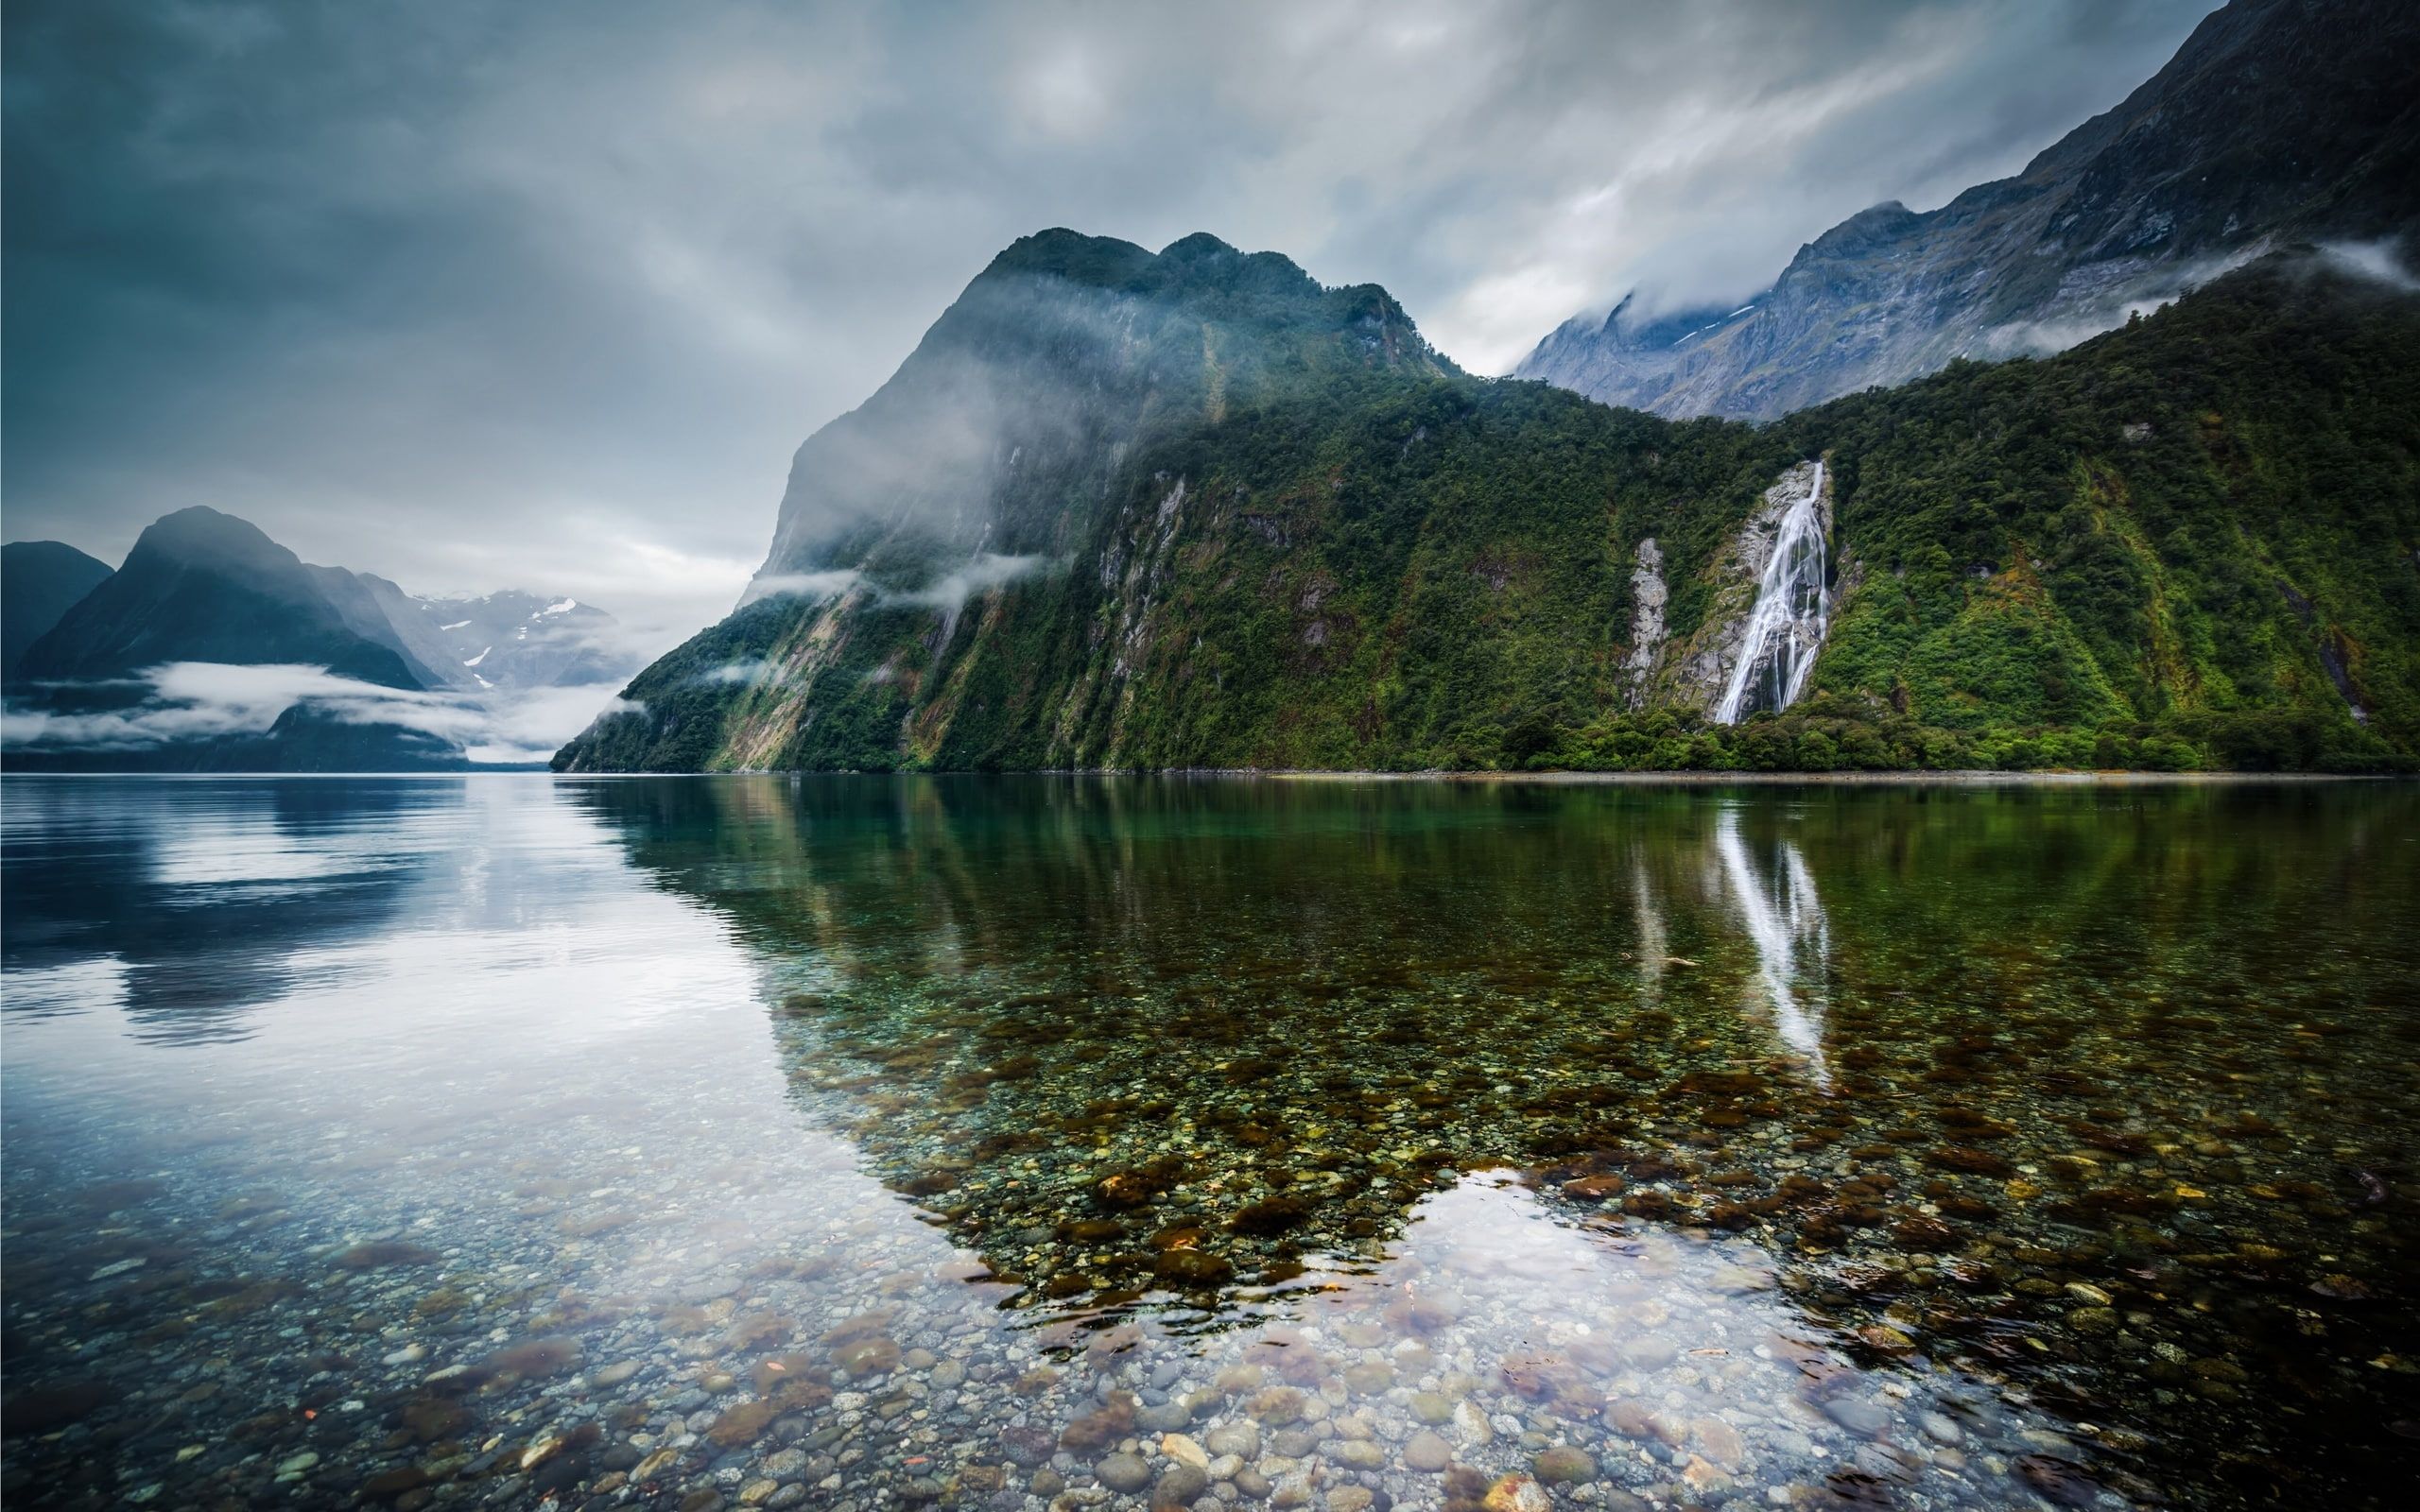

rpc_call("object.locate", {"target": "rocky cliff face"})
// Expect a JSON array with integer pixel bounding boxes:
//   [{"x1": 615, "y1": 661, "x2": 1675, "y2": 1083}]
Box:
[{"x1": 1518, "y1": 0, "x2": 2420, "y2": 420}]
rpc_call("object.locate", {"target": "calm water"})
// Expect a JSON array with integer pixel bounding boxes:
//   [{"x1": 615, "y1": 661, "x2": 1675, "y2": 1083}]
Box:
[{"x1": 2, "y1": 776, "x2": 2415, "y2": 1512}]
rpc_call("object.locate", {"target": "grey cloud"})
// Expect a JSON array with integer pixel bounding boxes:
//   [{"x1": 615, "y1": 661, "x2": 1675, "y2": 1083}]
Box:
[
  {"x1": 689, "y1": 659, "x2": 779, "y2": 686},
  {"x1": 887, "y1": 554, "x2": 1052, "y2": 611},
  {"x1": 1977, "y1": 240, "x2": 2420, "y2": 359},
  {"x1": 1978, "y1": 246, "x2": 2269, "y2": 357},
  {"x1": 4, "y1": 0, "x2": 2216, "y2": 658},
  {"x1": 2320, "y1": 238, "x2": 2420, "y2": 295},
  {"x1": 748, "y1": 571, "x2": 866, "y2": 606},
  {"x1": 746, "y1": 554, "x2": 1053, "y2": 614}
]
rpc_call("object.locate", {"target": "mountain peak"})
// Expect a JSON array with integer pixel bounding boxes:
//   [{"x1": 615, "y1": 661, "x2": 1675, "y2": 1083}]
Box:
[
  {"x1": 132, "y1": 506, "x2": 300, "y2": 574},
  {"x1": 980, "y1": 228, "x2": 1157, "y2": 287},
  {"x1": 1157, "y1": 231, "x2": 1241, "y2": 263},
  {"x1": 976, "y1": 226, "x2": 1323, "y2": 306},
  {"x1": 11, "y1": 507, "x2": 425, "y2": 691}
]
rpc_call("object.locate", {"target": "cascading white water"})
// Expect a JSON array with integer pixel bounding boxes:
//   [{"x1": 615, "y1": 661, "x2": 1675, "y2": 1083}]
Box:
[{"x1": 1714, "y1": 461, "x2": 1827, "y2": 724}]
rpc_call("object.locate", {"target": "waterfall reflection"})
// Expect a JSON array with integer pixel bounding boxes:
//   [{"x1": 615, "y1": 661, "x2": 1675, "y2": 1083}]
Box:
[
  {"x1": 1632, "y1": 855, "x2": 1667, "y2": 997},
  {"x1": 1711, "y1": 809, "x2": 1833, "y2": 1090}
]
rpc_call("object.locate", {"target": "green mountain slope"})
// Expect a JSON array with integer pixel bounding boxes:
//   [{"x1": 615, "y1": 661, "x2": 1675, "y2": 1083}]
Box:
[
  {"x1": 1762, "y1": 260, "x2": 2420, "y2": 770},
  {"x1": 560, "y1": 243, "x2": 2420, "y2": 775}
]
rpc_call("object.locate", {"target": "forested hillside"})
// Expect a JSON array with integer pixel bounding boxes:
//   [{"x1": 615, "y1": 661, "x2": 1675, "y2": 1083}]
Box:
[
  {"x1": 560, "y1": 244, "x2": 2418, "y2": 775},
  {"x1": 1751, "y1": 259, "x2": 2420, "y2": 771}
]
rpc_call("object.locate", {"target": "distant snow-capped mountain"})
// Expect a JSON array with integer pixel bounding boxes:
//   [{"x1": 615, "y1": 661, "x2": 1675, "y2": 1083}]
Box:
[
  {"x1": 378, "y1": 587, "x2": 637, "y2": 692},
  {"x1": 1516, "y1": 0, "x2": 2420, "y2": 420}
]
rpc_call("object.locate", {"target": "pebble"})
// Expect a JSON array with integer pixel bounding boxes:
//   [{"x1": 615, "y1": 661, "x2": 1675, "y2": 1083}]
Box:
[
  {"x1": 1824, "y1": 1397, "x2": 1891, "y2": 1436},
  {"x1": 1532, "y1": 1447, "x2": 1596, "y2": 1485},
  {"x1": 1403, "y1": 1431, "x2": 1453, "y2": 1471},
  {"x1": 1206, "y1": 1422, "x2": 1261, "y2": 1459},
  {"x1": 1482, "y1": 1474, "x2": 1550, "y2": 1512},
  {"x1": 1097, "y1": 1453, "x2": 1152, "y2": 1493},
  {"x1": 1155, "y1": 1464, "x2": 1210, "y2": 1507},
  {"x1": 1453, "y1": 1400, "x2": 1493, "y2": 1447}
]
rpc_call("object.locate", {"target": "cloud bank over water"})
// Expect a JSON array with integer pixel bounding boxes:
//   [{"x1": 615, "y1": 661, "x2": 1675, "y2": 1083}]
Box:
[{"x1": 1, "y1": 662, "x2": 636, "y2": 765}]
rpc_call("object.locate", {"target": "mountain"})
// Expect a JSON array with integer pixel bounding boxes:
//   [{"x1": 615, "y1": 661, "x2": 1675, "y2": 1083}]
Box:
[
  {"x1": 11, "y1": 507, "x2": 433, "y2": 691},
  {"x1": 560, "y1": 232, "x2": 2420, "y2": 776},
  {"x1": 3, "y1": 507, "x2": 635, "y2": 770},
  {"x1": 1516, "y1": 0, "x2": 2420, "y2": 421},
  {"x1": 559, "y1": 228, "x2": 1453, "y2": 771},
  {"x1": 391, "y1": 590, "x2": 633, "y2": 691},
  {"x1": 2, "y1": 541, "x2": 113, "y2": 678}
]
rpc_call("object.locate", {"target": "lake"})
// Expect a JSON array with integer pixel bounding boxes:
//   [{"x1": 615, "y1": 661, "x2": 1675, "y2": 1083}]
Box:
[{"x1": 2, "y1": 775, "x2": 2414, "y2": 1511}]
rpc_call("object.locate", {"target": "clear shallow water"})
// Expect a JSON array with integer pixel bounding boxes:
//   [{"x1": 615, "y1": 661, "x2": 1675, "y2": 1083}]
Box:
[{"x1": 2, "y1": 776, "x2": 2414, "y2": 1512}]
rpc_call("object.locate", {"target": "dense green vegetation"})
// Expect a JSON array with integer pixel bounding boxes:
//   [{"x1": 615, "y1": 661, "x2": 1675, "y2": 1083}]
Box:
[
  {"x1": 1783, "y1": 261, "x2": 2420, "y2": 769},
  {"x1": 561, "y1": 246, "x2": 2420, "y2": 775}
]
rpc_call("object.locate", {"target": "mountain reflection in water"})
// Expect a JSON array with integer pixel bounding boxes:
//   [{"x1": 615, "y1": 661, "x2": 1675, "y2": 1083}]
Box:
[
  {"x1": 571, "y1": 776, "x2": 2419, "y2": 1507},
  {"x1": 1, "y1": 775, "x2": 2413, "y2": 1512}
]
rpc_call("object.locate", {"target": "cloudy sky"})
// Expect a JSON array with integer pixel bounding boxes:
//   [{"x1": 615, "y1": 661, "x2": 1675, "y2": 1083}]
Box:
[{"x1": 4, "y1": 0, "x2": 2216, "y2": 658}]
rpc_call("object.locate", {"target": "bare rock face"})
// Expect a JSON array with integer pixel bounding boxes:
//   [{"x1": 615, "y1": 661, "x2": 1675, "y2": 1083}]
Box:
[
  {"x1": 1518, "y1": 0, "x2": 2420, "y2": 420},
  {"x1": 1622, "y1": 539, "x2": 1668, "y2": 711}
]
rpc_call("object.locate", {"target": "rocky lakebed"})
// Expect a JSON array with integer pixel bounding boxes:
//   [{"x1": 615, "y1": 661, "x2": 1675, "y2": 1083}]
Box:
[{"x1": 2, "y1": 775, "x2": 2413, "y2": 1511}]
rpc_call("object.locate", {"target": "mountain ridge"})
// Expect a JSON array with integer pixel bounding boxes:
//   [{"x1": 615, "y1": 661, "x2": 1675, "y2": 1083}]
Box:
[
  {"x1": 560, "y1": 230, "x2": 2420, "y2": 776},
  {"x1": 1516, "y1": 0, "x2": 2420, "y2": 420},
  {"x1": 12, "y1": 507, "x2": 434, "y2": 691},
  {"x1": 3, "y1": 508, "x2": 638, "y2": 769}
]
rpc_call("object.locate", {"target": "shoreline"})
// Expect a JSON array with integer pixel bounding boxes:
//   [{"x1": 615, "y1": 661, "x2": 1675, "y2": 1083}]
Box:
[
  {"x1": 1183, "y1": 767, "x2": 2394, "y2": 784},
  {"x1": 6, "y1": 767, "x2": 2399, "y2": 783}
]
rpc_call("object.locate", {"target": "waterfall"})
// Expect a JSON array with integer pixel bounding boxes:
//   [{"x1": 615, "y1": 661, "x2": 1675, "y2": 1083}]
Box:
[{"x1": 1714, "y1": 461, "x2": 1828, "y2": 724}]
